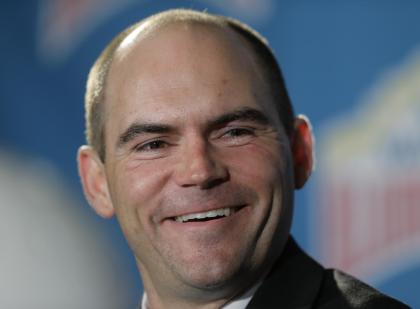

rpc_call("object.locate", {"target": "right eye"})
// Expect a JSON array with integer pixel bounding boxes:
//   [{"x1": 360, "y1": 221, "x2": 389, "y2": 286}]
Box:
[{"x1": 135, "y1": 140, "x2": 168, "y2": 152}]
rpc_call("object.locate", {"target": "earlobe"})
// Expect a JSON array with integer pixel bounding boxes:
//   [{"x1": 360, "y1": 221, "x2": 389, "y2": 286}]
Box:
[
  {"x1": 291, "y1": 115, "x2": 314, "y2": 189},
  {"x1": 77, "y1": 145, "x2": 115, "y2": 218}
]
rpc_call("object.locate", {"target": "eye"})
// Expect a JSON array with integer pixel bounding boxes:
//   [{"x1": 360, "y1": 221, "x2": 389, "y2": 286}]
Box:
[
  {"x1": 223, "y1": 128, "x2": 254, "y2": 138},
  {"x1": 217, "y1": 127, "x2": 256, "y2": 146},
  {"x1": 135, "y1": 140, "x2": 168, "y2": 152}
]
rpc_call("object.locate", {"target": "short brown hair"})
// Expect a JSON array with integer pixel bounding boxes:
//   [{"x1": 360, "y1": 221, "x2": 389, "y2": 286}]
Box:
[{"x1": 84, "y1": 9, "x2": 294, "y2": 161}]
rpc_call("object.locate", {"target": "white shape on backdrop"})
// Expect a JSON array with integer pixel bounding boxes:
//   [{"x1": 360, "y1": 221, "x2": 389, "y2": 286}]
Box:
[
  {"x1": 36, "y1": 0, "x2": 273, "y2": 64},
  {"x1": 0, "y1": 151, "x2": 136, "y2": 308},
  {"x1": 314, "y1": 46, "x2": 420, "y2": 285},
  {"x1": 37, "y1": 0, "x2": 137, "y2": 64}
]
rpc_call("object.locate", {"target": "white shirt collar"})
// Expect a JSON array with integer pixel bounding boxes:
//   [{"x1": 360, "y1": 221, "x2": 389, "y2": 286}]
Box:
[
  {"x1": 223, "y1": 280, "x2": 262, "y2": 309},
  {"x1": 141, "y1": 280, "x2": 261, "y2": 309}
]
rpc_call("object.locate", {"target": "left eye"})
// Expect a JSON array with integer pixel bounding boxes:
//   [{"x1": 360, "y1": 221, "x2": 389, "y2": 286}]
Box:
[
  {"x1": 217, "y1": 127, "x2": 256, "y2": 146},
  {"x1": 223, "y1": 128, "x2": 254, "y2": 138}
]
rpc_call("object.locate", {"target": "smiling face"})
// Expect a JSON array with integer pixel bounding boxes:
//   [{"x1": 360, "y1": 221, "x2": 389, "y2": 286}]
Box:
[{"x1": 79, "y1": 22, "x2": 302, "y2": 306}]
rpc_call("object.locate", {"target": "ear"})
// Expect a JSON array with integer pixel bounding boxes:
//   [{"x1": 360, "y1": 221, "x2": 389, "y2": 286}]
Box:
[
  {"x1": 77, "y1": 145, "x2": 115, "y2": 218},
  {"x1": 290, "y1": 115, "x2": 314, "y2": 189}
]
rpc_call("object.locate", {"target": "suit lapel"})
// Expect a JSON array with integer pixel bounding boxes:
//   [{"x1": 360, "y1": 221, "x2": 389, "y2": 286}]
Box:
[{"x1": 246, "y1": 237, "x2": 325, "y2": 309}]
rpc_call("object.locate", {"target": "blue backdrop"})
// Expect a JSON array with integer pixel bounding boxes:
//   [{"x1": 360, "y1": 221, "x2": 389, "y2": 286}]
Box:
[{"x1": 1, "y1": 1, "x2": 418, "y2": 307}]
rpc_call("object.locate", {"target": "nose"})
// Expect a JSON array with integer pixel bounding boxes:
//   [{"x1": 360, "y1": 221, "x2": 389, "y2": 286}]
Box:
[{"x1": 174, "y1": 137, "x2": 229, "y2": 189}]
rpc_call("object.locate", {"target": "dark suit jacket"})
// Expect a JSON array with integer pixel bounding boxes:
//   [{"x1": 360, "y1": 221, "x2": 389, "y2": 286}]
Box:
[{"x1": 246, "y1": 237, "x2": 410, "y2": 309}]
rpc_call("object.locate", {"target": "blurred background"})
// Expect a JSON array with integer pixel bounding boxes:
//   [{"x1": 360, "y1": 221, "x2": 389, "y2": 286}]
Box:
[{"x1": 1, "y1": 0, "x2": 419, "y2": 308}]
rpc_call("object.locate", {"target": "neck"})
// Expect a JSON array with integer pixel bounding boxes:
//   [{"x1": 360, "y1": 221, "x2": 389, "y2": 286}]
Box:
[
  {"x1": 141, "y1": 275, "x2": 237, "y2": 309},
  {"x1": 138, "y1": 263, "x2": 260, "y2": 309},
  {"x1": 137, "y1": 261, "x2": 274, "y2": 309},
  {"x1": 142, "y1": 279, "x2": 263, "y2": 309},
  {"x1": 144, "y1": 292, "x2": 229, "y2": 309}
]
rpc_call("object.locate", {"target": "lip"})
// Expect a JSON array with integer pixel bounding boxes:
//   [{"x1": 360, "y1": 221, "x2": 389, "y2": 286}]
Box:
[{"x1": 163, "y1": 204, "x2": 247, "y2": 222}]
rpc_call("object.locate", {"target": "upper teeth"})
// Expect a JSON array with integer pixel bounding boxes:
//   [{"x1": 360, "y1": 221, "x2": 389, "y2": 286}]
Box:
[{"x1": 175, "y1": 207, "x2": 235, "y2": 222}]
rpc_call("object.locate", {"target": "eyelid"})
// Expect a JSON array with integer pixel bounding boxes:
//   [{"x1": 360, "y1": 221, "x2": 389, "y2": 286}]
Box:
[
  {"x1": 214, "y1": 124, "x2": 256, "y2": 136},
  {"x1": 225, "y1": 126, "x2": 255, "y2": 134},
  {"x1": 132, "y1": 136, "x2": 170, "y2": 151},
  {"x1": 208, "y1": 126, "x2": 256, "y2": 146},
  {"x1": 136, "y1": 140, "x2": 167, "y2": 151}
]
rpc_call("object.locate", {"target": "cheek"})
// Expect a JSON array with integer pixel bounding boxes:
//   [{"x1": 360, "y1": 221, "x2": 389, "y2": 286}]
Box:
[
  {"x1": 226, "y1": 142, "x2": 294, "y2": 221},
  {"x1": 225, "y1": 143, "x2": 293, "y2": 258},
  {"x1": 110, "y1": 160, "x2": 172, "y2": 224},
  {"x1": 225, "y1": 142, "x2": 287, "y2": 187},
  {"x1": 108, "y1": 161, "x2": 174, "y2": 254}
]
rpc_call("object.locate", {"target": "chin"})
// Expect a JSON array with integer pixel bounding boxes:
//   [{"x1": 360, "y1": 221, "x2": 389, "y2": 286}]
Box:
[{"x1": 173, "y1": 248, "x2": 256, "y2": 293}]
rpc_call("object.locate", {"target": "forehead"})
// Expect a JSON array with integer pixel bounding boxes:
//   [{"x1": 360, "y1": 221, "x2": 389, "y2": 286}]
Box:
[
  {"x1": 103, "y1": 21, "x2": 275, "y2": 130},
  {"x1": 117, "y1": 20, "x2": 255, "y2": 64},
  {"x1": 108, "y1": 22, "x2": 266, "y2": 91},
  {"x1": 114, "y1": 22, "x2": 261, "y2": 79}
]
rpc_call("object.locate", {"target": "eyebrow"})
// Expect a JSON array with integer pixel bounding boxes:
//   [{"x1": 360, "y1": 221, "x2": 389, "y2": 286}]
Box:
[
  {"x1": 117, "y1": 124, "x2": 174, "y2": 148},
  {"x1": 117, "y1": 107, "x2": 271, "y2": 148},
  {"x1": 208, "y1": 107, "x2": 270, "y2": 128}
]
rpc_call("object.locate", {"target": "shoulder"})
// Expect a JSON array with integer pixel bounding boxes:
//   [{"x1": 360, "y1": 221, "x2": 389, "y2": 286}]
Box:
[
  {"x1": 246, "y1": 238, "x2": 410, "y2": 309},
  {"x1": 315, "y1": 269, "x2": 411, "y2": 308}
]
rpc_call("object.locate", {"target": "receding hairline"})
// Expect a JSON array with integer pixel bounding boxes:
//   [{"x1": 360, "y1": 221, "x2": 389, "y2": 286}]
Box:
[
  {"x1": 111, "y1": 10, "x2": 269, "y2": 70},
  {"x1": 85, "y1": 9, "x2": 294, "y2": 161}
]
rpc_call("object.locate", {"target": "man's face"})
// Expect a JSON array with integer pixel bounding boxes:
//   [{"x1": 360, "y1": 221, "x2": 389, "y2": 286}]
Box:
[{"x1": 101, "y1": 24, "x2": 295, "y2": 294}]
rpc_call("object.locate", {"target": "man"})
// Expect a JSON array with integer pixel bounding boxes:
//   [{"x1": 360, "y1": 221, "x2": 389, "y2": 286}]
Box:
[{"x1": 77, "y1": 9, "x2": 409, "y2": 309}]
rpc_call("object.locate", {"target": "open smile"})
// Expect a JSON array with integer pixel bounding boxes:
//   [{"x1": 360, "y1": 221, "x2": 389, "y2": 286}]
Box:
[
  {"x1": 169, "y1": 205, "x2": 248, "y2": 224},
  {"x1": 173, "y1": 207, "x2": 238, "y2": 223}
]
